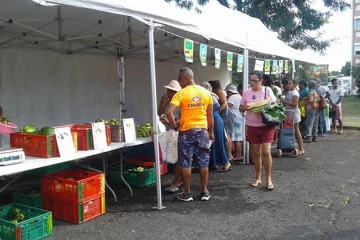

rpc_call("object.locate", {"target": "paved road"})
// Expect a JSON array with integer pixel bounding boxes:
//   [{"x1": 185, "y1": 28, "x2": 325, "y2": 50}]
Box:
[{"x1": 50, "y1": 130, "x2": 360, "y2": 240}]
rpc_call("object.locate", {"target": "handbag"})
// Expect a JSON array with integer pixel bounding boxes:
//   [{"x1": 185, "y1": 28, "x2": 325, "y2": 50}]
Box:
[{"x1": 261, "y1": 87, "x2": 282, "y2": 126}]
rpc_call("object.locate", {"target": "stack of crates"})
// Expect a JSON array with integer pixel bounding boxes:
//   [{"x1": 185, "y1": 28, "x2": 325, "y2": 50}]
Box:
[{"x1": 41, "y1": 169, "x2": 105, "y2": 224}]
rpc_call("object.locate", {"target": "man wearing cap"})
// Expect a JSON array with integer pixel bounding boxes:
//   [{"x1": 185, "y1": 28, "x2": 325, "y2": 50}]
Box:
[{"x1": 166, "y1": 67, "x2": 214, "y2": 202}]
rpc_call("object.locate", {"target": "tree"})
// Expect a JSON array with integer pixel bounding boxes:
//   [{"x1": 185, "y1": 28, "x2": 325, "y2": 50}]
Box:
[
  {"x1": 330, "y1": 70, "x2": 340, "y2": 76},
  {"x1": 341, "y1": 61, "x2": 351, "y2": 76},
  {"x1": 352, "y1": 65, "x2": 360, "y2": 96},
  {"x1": 165, "y1": 0, "x2": 350, "y2": 53}
]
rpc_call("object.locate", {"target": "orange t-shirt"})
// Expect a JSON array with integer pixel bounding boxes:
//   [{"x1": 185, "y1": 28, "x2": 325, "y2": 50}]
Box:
[{"x1": 170, "y1": 85, "x2": 213, "y2": 131}]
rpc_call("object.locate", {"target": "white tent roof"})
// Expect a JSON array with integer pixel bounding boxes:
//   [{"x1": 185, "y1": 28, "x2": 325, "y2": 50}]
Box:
[{"x1": 0, "y1": 0, "x2": 321, "y2": 64}]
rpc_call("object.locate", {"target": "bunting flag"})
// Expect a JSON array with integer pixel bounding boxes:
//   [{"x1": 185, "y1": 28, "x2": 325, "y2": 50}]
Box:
[
  {"x1": 284, "y1": 60, "x2": 289, "y2": 73},
  {"x1": 237, "y1": 54, "x2": 244, "y2": 72},
  {"x1": 254, "y1": 60, "x2": 264, "y2": 71},
  {"x1": 271, "y1": 60, "x2": 278, "y2": 74},
  {"x1": 184, "y1": 39, "x2": 193, "y2": 63},
  {"x1": 215, "y1": 48, "x2": 221, "y2": 69},
  {"x1": 199, "y1": 44, "x2": 207, "y2": 66},
  {"x1": 264, "y1": 60, "x2": 271, "y2": 74},
  {"x1": 227, "y1": 52, "x2": 233, "y2": 71},
  {"x1": 278, "y1": 60, "x2": 284, "y2": 73},
  {"x1": 292, "y1": 60, "x2": 296, "y2": 72}
]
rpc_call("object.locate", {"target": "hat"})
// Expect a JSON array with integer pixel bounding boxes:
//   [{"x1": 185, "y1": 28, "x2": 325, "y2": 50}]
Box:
[
  {"x1": 225, "y1": 84, "x2": 238, "y2": 94},
  {"x1": 164, "y1": 80, "x2": 181, "y2": 92}
]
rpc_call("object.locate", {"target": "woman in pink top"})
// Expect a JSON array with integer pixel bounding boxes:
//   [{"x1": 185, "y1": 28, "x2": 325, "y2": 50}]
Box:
[{"x1": 240, "y1": 72, "x2": 277, "y2": 190}]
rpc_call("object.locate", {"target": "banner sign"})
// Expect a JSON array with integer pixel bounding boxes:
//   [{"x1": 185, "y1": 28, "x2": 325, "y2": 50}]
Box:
[
  {"x1": 215, "y1": 48, "x2": 221, "y2": 69},
  {"x1": 199, "y1": 44, "x2": 207, "y2": 66},
  {"x1": 278, "y1": 60, "x2": 284, "y2": 73},
  {"x1": 271, "y1": 60, "x2": 278, "y2": 74},
  {"x1": 227, "y1": 52, "x2": 233, "y2": 71},
  {"x1": 264, "y1": 60, "x2": 271, "y2": 74},
  {"x1": 237, "y1": 54, "x2": 244, "y2": 73},
  {"x1": 184, "y1": 38, "x2": 194, "y2": 63}
]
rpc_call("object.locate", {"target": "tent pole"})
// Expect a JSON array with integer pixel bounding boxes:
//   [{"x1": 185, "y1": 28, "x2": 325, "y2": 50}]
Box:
[
  {"x1": 148, "y1": 20, "x2": 165, "y2": 210},
  {"x1": 118, "y1": 55, "x2": 126, "y2": 120},
  {"x1": 243, "y1": 48, "x2": 250, "y2": 164},
  {"x1": 291, "y1": 60, "x2": 295, "y2": 79}
]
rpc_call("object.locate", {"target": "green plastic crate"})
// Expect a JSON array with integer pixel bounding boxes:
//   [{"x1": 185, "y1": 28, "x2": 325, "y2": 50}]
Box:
[
  {"x1": 12, "y1": 189, "x2": 42, "y2": 209},
  {"x1": 27, "y1": 163, "x2": 70, "y2": 177},
  {"x1": 109, "y1": 164, "x2": 156, "y2": 188},
  {"x1": 0, "y1": 203, "x2": 52, "y2": 240}
]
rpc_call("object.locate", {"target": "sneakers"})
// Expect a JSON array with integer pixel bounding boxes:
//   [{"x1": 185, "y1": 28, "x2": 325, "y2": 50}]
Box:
[
  {"x1": 200, "y1": 191, "x2": 211, "y2": 201},
  {"x1": 177, "y1": 191, "x2": 212, "y2": 202},
  {"x1": 338, "y1": 130, "x2": 344, "y2": 134},
  {"x1": 177, "y1": 193, "x2": 193, "y2": 202}
]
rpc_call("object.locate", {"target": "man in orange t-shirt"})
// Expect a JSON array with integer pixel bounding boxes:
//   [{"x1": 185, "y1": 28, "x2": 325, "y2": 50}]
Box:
[{"x1": 166, "y1": 67, "x2": 214, "y2": 202}]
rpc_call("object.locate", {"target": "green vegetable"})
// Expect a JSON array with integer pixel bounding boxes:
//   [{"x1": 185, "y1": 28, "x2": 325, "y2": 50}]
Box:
[{"x1": 40, "y1": 126, "x2": 55, "y2": 135}]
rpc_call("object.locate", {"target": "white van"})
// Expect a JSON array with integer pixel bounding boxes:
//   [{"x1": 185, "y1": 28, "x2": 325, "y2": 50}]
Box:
[{"x1": 337, "y1": 77, "x2": 351, "y2": 95}]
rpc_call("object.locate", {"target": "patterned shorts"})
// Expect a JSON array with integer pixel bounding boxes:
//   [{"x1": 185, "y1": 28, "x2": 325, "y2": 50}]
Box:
[{"x1": 178, "y1": 129, "x2": 210, "y2": 168}]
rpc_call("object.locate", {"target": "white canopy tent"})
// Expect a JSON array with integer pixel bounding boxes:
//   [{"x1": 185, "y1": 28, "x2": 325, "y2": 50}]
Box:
[{"x1": 0, "y1": 0, "x2": 320, "y2": 210}]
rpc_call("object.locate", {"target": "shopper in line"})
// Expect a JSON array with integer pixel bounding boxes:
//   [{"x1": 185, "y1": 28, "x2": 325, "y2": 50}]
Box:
[
  {"x1": 201, "y1": 82, "x2": 231, "y2": 172},
  {"x1": 225, "y1": 84, "x2": 243, "y2": 161},
  {"x1": 240, "y1": 72, "x2": 277, "y2": 190},
  {"x1": 280, "y1": 79, "x2": 305, "y2": 154},
  {"x1": 208, "y1": 80, "x2": 233, "y2": 160},
  {"x1": 166, "y1": 67, "x2": 214, "y2": 202},
  {"x1": 158, "y1": 80, "x2": 183, "y2": 193},
  {"x1": 316, "y1": 78, "x2": 330, "y2": 137},
  {"x1": 329, "y1": 78, "x2": 344, "y2": 134},
  {"x1": 304, "y1": 80, "x2": 320, "y2": 143}
]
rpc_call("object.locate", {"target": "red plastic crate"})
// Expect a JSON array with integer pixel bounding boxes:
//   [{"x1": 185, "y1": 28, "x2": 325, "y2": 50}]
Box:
[
  {"x1": 41, "y1": 169, "x2": 105, "y2": 204},
  {"x1": 42, "y1": 194, "x2": 105, "y2": 224},
  {"x1": 124, "y1": 157, "x2": 168, "y2": 175},
  {"x1": 71, "y1": 124, "x2": 111, "y2": 150},
  {"x1": 10, "y1": 133, "x2": 57, "y2": 158}
]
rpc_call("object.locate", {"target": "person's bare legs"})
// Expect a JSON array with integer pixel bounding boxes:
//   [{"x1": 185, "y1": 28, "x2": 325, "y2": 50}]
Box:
[
  {"x1": 181, "y1": 168, "x2": 191, "y2": 193},
  {"x1": 234, "y1": 141, "x2": 243, "y2": 159},
  {"x1": 294, "y1": 123, "x2": 304, "y2": 153},
  {"x1": 250, "y1": 144, "x2": 262, "y2": 186},
  {"x1": 199, "y1": 167, "x2": 209, "y2": 192},
  {"x1": 332, "y1": 118, "x2": 337, "y2": 132},
  {"x1": 167, "y1": 163, "x2": 182, "y2": 191},
  {"x1": 338, "y1": 119, "x2": 343, "y2": 132},
  {"x1": 226, "y1": 134, "x2": 233, "y2": 160},
  {"x1": 262, "y1": 143, "x2": 273, "y2": 188}
]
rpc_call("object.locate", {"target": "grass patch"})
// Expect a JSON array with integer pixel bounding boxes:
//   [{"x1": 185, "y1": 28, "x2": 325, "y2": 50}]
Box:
[{"x1": 341, "y1": 96, "x2": 360, "y2": 128}]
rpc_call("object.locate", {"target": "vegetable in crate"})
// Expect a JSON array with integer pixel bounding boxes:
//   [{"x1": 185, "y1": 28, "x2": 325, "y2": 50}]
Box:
[
  {"x1": 40, "y1": 126, "x2": 55, "y2": 135},
  {"x1": 10, "y1": 208, "x2": 25, "y2": 223},
  {"x1": 20, "y1": 125, "x2": 39, "y2": 134},
  {"x1": 136, "y1": 123, "x2": 153, "y2": 137}
]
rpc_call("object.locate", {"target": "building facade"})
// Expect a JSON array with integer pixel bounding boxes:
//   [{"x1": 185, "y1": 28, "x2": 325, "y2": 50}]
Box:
[{"x1": 352, "y1": 0, "x2": 360, "y2": 92}]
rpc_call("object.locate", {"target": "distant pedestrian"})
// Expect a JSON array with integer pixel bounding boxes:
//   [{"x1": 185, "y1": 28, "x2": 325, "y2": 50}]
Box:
[
  {"x1": 166, "y1": 67, "x2": 214, "y2": 202},
  {"x1": 304, "y1": 80, "x2": 320, "y2": 143},
  {"x1": 316, "y1": 78, "x2": 330, "y2": 137},
  {"x1": 328, "y1": 78, "x2": 344, "y2": 134}
]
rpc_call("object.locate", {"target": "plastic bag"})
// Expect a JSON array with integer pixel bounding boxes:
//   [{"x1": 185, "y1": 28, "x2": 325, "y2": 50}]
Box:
[{"x1": 158, "y1": 130, "x2": 178, "y2": 164}]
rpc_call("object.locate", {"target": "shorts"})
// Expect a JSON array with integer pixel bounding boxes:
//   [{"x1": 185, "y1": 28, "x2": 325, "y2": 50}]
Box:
[
  {"x1": 329, "y1": 106, "x2": 342, "y2": 120},
  {"x1": 178, "y1": 128, "x2": 210, "y2": 168},
  {"x1": 286, "y1": 108, "x2": 301, "y2": 124},
  {"x1": 246, "y1": 125, "x2": 276, "y2": 144}
]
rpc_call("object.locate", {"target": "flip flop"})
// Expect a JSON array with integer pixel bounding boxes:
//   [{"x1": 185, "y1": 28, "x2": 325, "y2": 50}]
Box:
[
  {"x1": 232, "y1": 157, "x2": 243, "y2": 161},
  {"x1": 298, "y1": 150, "x2": 305, "y2": 155},
  {"x1": 220, "y1": 166, "x2": 232, "y2": 172},
  {"x1": 165, "y1": 187, "x2": 179, "y2": 193},
  {"x1": 266, "y1": 183, "x2": 274, "y2": 190},
  {"x1": 250, "y1": 180, "x2": 261, "y2": 187}
]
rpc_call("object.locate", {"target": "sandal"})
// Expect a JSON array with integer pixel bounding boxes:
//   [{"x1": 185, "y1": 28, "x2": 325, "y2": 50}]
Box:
[
  {"x1": 250, "y1": 180, "x2": 261, "y2": 187},
  {"x1": 298, "y1": 150, "x2": 305, "y2": 155},
  {"x1": 232, "y1": 157, "x2": 243, "y2": 161},
  {"x1": 266, "y1": 183, "x2": 274, "y2": 190},
  {"x1": 220, "y1": 164, "x2": 232, "y2": 172},
  {"x1": 165, "y1": 187, "x2": 179, "y2": 193}
]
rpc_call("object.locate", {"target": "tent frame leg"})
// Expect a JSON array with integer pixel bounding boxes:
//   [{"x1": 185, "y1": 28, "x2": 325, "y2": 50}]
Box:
[
  {"x1": 242, "y1": 48, "x2": 250, "y2": 164},
  {"x1": 148, "y1": 20, "x2": 165, "y2": 211}
]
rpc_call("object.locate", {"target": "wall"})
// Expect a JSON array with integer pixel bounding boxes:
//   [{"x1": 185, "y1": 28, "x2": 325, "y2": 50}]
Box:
[
  {"x1": 123, "y1": 57, "x2": 231, "y2": 124},
  {"x1": 0, "y1": 49, "x2": 231, "y2": 144}
]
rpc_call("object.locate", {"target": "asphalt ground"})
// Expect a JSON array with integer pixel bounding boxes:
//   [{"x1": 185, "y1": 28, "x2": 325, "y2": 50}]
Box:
[{"x1": 2, "y1": 130, "x2": 360, "y2": 240}]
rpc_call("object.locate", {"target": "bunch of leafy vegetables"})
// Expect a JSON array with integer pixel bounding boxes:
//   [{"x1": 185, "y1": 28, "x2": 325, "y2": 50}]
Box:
[{"x1": 251, "y1": 104, "x2": 286, "y2": 121}]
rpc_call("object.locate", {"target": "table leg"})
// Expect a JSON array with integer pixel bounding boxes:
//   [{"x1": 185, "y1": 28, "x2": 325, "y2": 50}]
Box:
[
  {"x1": 120, "y1": 149, "x2": 133, "y2": 197},
  {"x1": 0, "y1": 174, "x2": 22, "y2": 194},
  {"x1": 101, "y1": 156, "x2": 118, "y2": 203}
]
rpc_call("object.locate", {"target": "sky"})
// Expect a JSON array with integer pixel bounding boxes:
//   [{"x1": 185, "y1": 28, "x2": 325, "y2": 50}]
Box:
[{"x1": 312, "y1": 0, "x2": 352, "y2": 71}]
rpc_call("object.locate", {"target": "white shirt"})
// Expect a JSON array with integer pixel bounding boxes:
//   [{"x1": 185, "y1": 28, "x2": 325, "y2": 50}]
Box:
[
  {"x1": 318, "y1": 86, "x2": 329, "y2": 98},
  {"x1": 228, "y1": 94, "x2": 242, "y2": 118},
  {"x1": 329, "y1": 87, "x2": 344, "y2": 107}
]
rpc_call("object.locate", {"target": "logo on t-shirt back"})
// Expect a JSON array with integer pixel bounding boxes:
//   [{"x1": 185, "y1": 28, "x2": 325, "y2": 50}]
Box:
[{"x1": 192, "y1": 96, "x2": 201, "y2": 102}]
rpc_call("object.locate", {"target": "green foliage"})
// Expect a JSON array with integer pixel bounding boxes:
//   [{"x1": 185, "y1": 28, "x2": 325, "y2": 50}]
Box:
[
  {"x1": 330, "y1": 70, "x2": 340, "y2": 76},
  {"x1": 351, "y1": 65, "x2": 360, "y2": 95},
  {"x1": 165, "y1": 0, "x2": 350, "y2": 53},
  {"x1": 341, "y1": 61, "x2": 351, "y2": 76}
]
